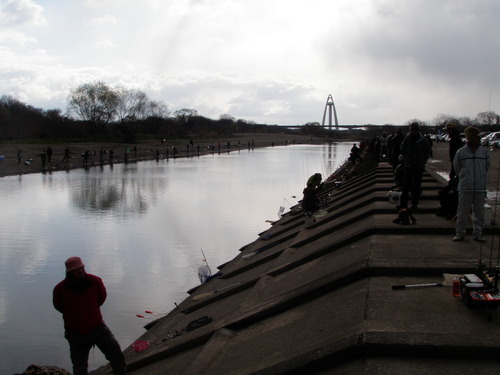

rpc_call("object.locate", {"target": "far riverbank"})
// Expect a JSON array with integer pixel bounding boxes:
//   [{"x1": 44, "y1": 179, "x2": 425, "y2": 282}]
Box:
[{"x1": 0, "y1": 133, "x2": 326, "y2": 178}]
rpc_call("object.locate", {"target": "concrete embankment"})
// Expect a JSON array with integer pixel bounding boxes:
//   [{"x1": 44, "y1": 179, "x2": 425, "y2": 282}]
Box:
[{"x1": 92, "y1": 147, "x2": 500, "y2": 375}]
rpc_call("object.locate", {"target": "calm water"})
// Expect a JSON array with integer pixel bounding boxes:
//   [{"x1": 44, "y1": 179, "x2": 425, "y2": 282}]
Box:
[{"x1": 0, "y1": 143, "x2": 351, "y2": 374}]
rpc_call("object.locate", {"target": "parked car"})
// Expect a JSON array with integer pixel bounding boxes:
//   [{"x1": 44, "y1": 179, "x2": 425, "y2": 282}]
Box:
[
  {"x1": 440, "y1": 134, "x2": 450, "y2": 143},
  {"x1": 488, "y1": 132, "x2": 500, "y2": 148},
  {"x1": 480, "y1": 132, "x2": 494, "y2": 145}
]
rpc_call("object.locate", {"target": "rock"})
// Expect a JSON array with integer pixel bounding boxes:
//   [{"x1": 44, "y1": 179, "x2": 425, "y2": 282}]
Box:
[{"x1": 15, "y1": 364, "x2": 71, "y2": 375}]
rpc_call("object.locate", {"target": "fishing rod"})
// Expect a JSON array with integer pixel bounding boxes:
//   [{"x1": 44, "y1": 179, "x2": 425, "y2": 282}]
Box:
[
  {"x1": 192, "y1": 282, "x2": 242, "y2": 301},
  {"x1": 490, "y1": 155, "x2": 500, "y2": 288},
  {"x1": 136, "y1": 310, "x2": 167, "y2": 320},
  {"x1": 392, "y1": 283, "x2": 443, "y2": 290},
  {"x1": 489, "y1": 155, "x2": 500, "y2": 269},
  {"x1": 145, "y1": 310, "x2": 167, "y2": 317}
]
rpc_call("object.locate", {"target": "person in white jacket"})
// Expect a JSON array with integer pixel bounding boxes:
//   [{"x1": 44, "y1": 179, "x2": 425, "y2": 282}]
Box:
[{"x1": 452, "y1": 126, "x2": 490, "y2": 242}]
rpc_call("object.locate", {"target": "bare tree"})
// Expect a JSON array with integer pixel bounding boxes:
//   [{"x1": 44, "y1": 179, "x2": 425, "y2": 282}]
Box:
[
  {"x1": 476, "y1": 111, "x2": 499, "y2": 125},
  {"x1": 67, "y1": 81, "x2": 119, "y2": 132},
  {"x1": 457, "y1": 116, "x2": 474, "y2": 127},
  {"x1": 115, "y1": 88, "x2": 149, "y2": 123},
  {"x1": 145, "y1": 100, "x2": 170, "y2": 119},
  {"x1": 431, "y1": 114, "x2": 457, "y2": 128},
  {"x1": 219, "y1": 114, "x2": 235, "y2": 122},
  {"x1": 174, "y1": 108, "x2": 198, "y2": 126},
  {"x1": 405, "y1": 119, "x2": 429, "y2": 127}
]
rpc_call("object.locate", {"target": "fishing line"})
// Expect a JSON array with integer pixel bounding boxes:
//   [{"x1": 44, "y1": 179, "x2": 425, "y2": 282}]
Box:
[
  {"x1": 136, "y1": 314, "x2": 155, "y2": 320},
  {"x1": 145, "y1": 310, "x2": 167, "y2": 317},
  {"x1": 320, "y1": 144, "x2": 328, "y2": 177},
  {"x1": 302, "y1": 152, "x2": 309, "y2": 185},
  {"x1": 483, "y1": 155, "x2": 500, "y2": 268}
]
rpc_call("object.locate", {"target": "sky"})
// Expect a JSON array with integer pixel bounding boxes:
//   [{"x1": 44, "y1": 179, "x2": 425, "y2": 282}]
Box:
[{"x1": 0, "y1": 0, "x2": 499, "y2": 126}]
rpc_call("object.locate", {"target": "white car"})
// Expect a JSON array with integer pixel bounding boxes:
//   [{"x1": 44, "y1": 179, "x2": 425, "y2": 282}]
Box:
[
  {"x1": 480, "y1": 132, "x2": 493, "y2": 145},
  {"x1": 487, "y1": 132, "x2": 500, "y2": 148}
]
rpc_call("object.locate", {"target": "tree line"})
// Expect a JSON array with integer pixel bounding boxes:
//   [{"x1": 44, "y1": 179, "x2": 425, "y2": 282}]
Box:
[
  {"x1": 1, "y1": 81, "x2": 499, "y2": 143},
  {"x1": 0, "y1": 81, "x2": 293, "y2": 143}
]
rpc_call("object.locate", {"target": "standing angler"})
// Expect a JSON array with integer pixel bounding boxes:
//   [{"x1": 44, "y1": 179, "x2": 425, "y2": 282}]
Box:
[
  {"x1": 53, "y1": 257, "x2": 128, "y2": 375},
  {"x1": 399, "y1": 122, "x2": 430, "y2": 210},
  {"x1": 452, "y1": 127, "x2": 490, "y2": 242}
]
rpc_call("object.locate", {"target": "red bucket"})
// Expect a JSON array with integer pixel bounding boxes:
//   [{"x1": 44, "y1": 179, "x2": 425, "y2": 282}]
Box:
[{"x1": 133, "y1": 340, "x2": 149, "y2": 352}]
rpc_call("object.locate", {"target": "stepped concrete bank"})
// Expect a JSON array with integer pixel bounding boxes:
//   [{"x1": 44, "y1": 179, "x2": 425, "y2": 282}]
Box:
[{"x1": 92, "y1": 151, "x2": 500, "y2": 375}]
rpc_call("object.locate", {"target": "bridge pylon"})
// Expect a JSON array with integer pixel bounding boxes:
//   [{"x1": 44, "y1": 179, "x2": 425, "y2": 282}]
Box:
[{"x1": 321, "y1": 94, "x2": 339, "y2": 131}]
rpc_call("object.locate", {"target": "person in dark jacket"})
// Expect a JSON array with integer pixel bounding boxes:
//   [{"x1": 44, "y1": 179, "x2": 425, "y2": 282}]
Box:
[
  {"x1": 389, "y1": 127, "x2": 404, "y2": 171},
  {"x1": 444, "y1": 122, "x2": 463, "y2": 178},
  {"x1": 436, "y1": 175, "x2": 458, "y2": 220},
  {"x1": 53, "y1": 257, "x2": 127, "y2": 375},
  {"x1": 399, "y1": 122, "x2": 430, "y2": 210},
  {"x1": 307, "y1": 173, "x2": 323, "y2": 189},
  {"x1": 302, "y1": 182, "x2": 323, "y2": 214},
  {"x1": 349, "y1": 143, "x2": 363, "y2": 163}
]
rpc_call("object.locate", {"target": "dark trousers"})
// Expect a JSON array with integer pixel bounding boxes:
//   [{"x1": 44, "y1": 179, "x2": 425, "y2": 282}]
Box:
[
  {"x1": 65, "y1": 324, "x2": 127, "y2": 375},
  {"x1": 400, "y1": 167, "x2": 424, "y2": 209}
]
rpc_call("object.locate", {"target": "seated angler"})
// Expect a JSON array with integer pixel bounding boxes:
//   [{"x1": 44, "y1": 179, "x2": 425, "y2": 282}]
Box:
[
  {"x1": 307, "y1": 173, "x2": 324, "y2": 189},
  {"x1": 302, "y1": 182, "x2": 322, "y2": 214}
]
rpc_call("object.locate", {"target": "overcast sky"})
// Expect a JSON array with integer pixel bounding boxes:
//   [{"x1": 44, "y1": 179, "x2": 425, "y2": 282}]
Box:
[{"x1": 1, "y1": 0, "x2": 499, "y2": 126}]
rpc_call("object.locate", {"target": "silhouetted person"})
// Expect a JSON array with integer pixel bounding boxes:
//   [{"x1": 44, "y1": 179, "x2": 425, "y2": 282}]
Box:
[
  {"x1": 46, "y1": 147, "x2": 53, "y2": 163},
  {"x1": 437, "y1": 176, "x2": 458, "y2": 221},
  {"x1": 379, "y1": 132, "x2": 389, "y2": 159},
  {"x1": 444, "y1": 122, "x2": 463, "y2": 178},
  {"x1": 349, "y1": 143, "x2": 363, "y2": 163},
  {"x1": 82, "y1": 150, "x2": 90, "y2": 165},
  {"x1": 307, "y1": 173, "x2": 323, "y2": 189},
  {"x1": 62, "y1": 147, "x2": 70, "y2": 162},
  {"x1": 302, "y1": 182, "x2": 321, "y2": 214},
  {"x1": 399, "y1": 122, "x2": 430, "y2": 210},
  {"x1": 40, "y1": 151, "x2": 47, "y2": 168},
  {"x1": 389, "y1": 127, "x2": 404, "y2": 170}
]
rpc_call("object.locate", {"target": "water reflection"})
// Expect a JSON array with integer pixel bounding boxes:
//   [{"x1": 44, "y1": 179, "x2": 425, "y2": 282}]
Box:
[{"x1": 0, "y1": 143, "x2": 351, "y2": 374}]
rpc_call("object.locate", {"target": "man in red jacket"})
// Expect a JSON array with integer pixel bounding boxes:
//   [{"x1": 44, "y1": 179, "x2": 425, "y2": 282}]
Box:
[{"x1": 53, "y1": 257, "x2": 127, "y2": 375}]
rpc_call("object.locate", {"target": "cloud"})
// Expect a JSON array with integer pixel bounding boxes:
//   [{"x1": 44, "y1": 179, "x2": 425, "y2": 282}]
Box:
[
  {"x1": 0, "y1": 28, "x2": 35, "y2": 44},
  {"x1": 0, "y1": 0, "x2": 499, "y2": 125},
  {"x1": 95, "y1": 39, "x2": 118, "y2": 49},
  {"x1": 0, "y1": 0, "x2": 46, "y2": 27},
  {"x1": 85, "y1": 14, "x2": 118, "y2": 27}
]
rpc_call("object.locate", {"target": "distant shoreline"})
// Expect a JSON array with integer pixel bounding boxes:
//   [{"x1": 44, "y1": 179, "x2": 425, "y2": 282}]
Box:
[{"x1": 0, "y1": 133, "x2": 330, "y2": 178}]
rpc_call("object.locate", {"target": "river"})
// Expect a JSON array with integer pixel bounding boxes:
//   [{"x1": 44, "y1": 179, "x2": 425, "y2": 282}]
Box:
[{"x1": 0, "y1": 142, "x2": 352, "y2": 374}]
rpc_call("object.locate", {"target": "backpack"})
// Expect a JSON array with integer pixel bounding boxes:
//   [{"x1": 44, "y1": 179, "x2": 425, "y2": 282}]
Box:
[{"x1": 393, "y1": 208, "x2": 416, "y2": 225}]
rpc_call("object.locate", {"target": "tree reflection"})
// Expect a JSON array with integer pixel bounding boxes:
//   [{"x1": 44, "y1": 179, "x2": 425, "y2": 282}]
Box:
[{"x1": 71, "y1": 176, "x2": 151, "y2": 215}]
